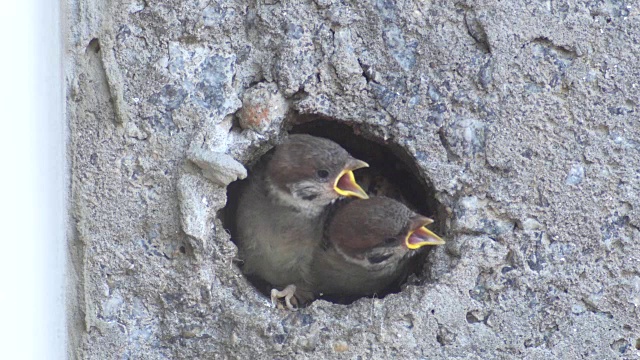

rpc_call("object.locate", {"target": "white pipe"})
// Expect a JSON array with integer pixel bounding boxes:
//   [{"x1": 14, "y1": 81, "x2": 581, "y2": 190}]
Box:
[{"x1": 0, "y1": 1, "x2": 66, "y2": 359}]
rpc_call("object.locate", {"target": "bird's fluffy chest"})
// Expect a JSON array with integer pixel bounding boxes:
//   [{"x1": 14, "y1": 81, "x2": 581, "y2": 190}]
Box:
[
  {"x1": 246, "y1": 213, "x2": 319, "y2": 286},
  {"x1": 236, "y1": 181, "x2": 324, "y2": 286},
  {"x1": 310, "y1": 247, "x2": 409, "y2": 297},
  {"x1": 263, "y1": 215, "x2": 317, "y2": 260}
]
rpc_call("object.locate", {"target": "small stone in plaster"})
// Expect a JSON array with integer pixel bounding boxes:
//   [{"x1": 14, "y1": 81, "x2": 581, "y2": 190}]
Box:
[
  {"x1": 188, "y1": 147, "x2": 247, "y2": 187},
  {"x1": 442, "y1": 118, "x2": 486, "y2": 160},
  {"x1": 452, "y1": 196, "x2": 514, "y2": 236},
  {"x1": 127, "y1": 0, "x2": 145, "y2": 13},
  {"x1": 124, "y1": 122, "x2": 148, "y2": 140},
  {"x1": 571, "y1": 304, "x2": 586, "y2": 314},
  {"x1": 333, "y1": 341, "x2": 349, "y2": 353},
  {"x1": 238, "y1": 82, "x2": 288, "y2": 133},
  {"x1": 565, "y1": 164, "x2": 585, "y2": 185},
  {"x1": 521, "y1": 218, "x2": 543, "y2": 231}
]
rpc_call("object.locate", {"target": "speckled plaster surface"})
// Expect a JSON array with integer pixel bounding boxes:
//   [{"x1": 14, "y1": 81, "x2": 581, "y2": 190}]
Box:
[{"x1": 66, "y1": 0, "x2": 640, "y2": 358}]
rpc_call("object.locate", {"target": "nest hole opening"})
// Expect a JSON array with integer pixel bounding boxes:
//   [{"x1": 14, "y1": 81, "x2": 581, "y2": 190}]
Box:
[{"x1": 221, "y1": 117, "x2": 445, "y2": 305}]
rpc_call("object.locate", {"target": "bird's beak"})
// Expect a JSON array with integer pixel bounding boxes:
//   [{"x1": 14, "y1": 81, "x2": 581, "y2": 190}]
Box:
[
  {"x1": 405, "y1": 215, "x2": 445, "y2": 249},
  {"x1": 334, "y1": 158, "x2": 369, "y2": 199}
]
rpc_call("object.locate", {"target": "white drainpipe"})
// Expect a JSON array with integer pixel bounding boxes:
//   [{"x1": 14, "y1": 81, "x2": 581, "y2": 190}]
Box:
[{"x1": 0, "y1": 1, "x2": 66, "y2": 359}]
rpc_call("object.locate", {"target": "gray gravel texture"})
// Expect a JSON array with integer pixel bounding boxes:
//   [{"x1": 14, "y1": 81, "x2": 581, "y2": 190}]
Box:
[{"x1": 66, "y1": 0, "x2": 640, "y2": 358}]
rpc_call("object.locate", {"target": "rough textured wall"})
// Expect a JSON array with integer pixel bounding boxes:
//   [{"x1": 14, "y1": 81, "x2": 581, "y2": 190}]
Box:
[{"x1": 66, "y1": 0, "x2": 640, "y2": 358}]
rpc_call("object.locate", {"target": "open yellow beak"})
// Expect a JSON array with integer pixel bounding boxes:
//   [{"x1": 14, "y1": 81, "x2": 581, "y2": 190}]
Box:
[
  {"x1": 405, "y1": 217, "x2": 445, "y2": 249},
  {"x1": 333, "y1": 159, "x2": 369, "y2": 199}
]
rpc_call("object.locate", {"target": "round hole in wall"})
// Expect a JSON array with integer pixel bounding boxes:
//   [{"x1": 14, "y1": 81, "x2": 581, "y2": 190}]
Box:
[{"x1": 221, "y1": 116, "x2": 445, "y2": 305}]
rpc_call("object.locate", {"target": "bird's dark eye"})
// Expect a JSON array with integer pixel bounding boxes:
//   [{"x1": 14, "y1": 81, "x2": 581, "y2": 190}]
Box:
[
  {"x1": 384, "y1": 237, "x2": 396, "y2": 245},
  {"x1": 368, "y1": 253, "x2": 393, "y2": 264},
  {"x1": 317, "y1": 169, "x2": 330, "y2": 179},
  {"x1": 301, "y1": 194, "x2": 318, "y2": 201}
]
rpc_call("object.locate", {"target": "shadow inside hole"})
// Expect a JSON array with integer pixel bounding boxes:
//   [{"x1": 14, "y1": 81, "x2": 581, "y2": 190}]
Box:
[{"x1": 220, "y1": 118, "x2": 444, "y2": 305}]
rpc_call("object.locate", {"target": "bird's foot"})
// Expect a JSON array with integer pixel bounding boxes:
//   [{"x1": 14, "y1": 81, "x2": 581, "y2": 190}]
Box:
[{"x1": 271, "y1": 284, "x2": 299, "y2": 311}]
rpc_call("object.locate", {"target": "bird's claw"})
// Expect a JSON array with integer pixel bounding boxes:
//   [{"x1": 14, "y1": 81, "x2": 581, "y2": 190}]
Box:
[{"x1": 271, "y1": 284, "x2": 299, "y2": 311}]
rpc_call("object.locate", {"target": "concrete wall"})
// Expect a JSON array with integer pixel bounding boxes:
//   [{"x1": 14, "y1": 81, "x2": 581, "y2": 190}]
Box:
[{"x1": 67, "y1": 0, "x2": 640, "y2": 358}]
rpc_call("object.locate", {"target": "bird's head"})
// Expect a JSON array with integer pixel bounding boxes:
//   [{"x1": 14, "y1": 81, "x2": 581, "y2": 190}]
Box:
[
  {"x1": 327, "y1": 196, "x2": 445, "y2": 271},
  {"x1": 266, "y1": 134, "x2": 369, "y2": 212}
]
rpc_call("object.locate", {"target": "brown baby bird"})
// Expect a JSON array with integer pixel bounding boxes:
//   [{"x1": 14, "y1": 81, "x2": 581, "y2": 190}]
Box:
[
  {"x1": 236, "y1": 134, "x2": 369, "y2": 309},
  {"x1": 309, "y1": 196, "x2": 444, "y2": 300}
]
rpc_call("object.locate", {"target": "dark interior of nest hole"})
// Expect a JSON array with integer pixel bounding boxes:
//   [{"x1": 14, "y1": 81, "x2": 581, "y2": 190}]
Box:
[{"x1": 220, "y1": 118, "x2": 445, "y2": 305}]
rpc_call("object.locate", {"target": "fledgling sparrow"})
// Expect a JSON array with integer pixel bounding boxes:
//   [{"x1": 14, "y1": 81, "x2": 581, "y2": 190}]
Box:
[
  {"x1": 309, "y1": 196, "x2": 444, "y2": 300},
  {"x1": 235, "y1": 134, "x2": 369, "y2": 309}
]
